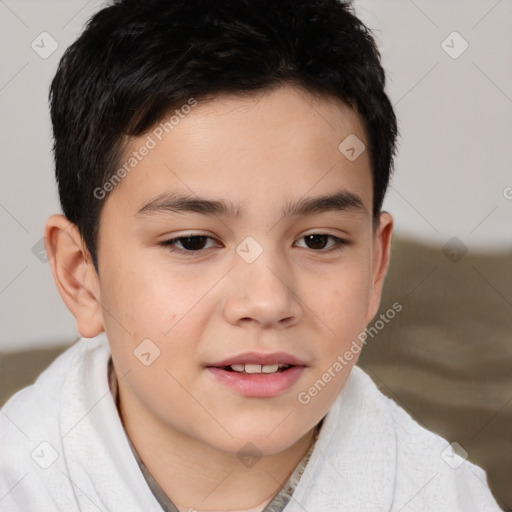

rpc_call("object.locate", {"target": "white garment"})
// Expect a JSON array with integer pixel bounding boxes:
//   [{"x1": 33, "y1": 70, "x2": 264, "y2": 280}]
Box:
[{"x1": 0, "y1": 332, "x2": 503, "y2": 511}]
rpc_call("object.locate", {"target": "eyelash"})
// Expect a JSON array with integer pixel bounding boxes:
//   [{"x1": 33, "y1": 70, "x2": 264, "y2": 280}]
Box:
[{"x1": 159, "y1": 234, "x2": 349, "y2": 255}]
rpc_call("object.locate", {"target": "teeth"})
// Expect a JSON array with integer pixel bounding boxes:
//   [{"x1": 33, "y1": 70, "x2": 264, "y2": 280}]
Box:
[
  {"x1": 262, "y1": 364, "x2": 279, "y2": 373},
  {"x1": 228, "y1": 363, "x2": 287, "y2": 374}
]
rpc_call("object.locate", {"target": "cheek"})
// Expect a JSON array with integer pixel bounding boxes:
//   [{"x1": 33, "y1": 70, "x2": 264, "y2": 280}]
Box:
[
  {"x1": 98, "y1": 260, "x2": 208, "y2": 415},
  {"x1": 295, "y1": 266, "x2": 373, "y2": 418},
  {"x1": 100, "y1": 255, "x2": 210, "y2": 335},
  {"x1": 309, "y1": 260, "x2": 373, "y2": 336},
  {"x1": 97, "y1": 255, "x2": 225, "y2": 390}
]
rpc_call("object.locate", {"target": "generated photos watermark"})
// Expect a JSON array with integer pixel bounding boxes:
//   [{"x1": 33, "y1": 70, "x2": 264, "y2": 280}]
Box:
[
  {"x1": 297, "y1": 301, "x2": 403, "y2": 405},
  {"x1": 94, "y1": 98, "x2": 198, "y2": 200}
]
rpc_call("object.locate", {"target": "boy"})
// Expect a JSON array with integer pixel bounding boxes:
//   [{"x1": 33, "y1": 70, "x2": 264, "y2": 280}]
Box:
[{"x1": 0, "y1": 0, "x2": 502, "y2": 510}]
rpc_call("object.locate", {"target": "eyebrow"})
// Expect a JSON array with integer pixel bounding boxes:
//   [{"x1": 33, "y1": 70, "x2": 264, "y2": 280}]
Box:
[{"x1": 135, "y1": 189, "x2": 367, "y2": 219}]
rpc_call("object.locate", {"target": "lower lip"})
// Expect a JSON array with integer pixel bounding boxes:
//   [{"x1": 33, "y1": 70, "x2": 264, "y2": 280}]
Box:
[{"x1": 206, "y1": 366, "x2": 305, "y2": 397}]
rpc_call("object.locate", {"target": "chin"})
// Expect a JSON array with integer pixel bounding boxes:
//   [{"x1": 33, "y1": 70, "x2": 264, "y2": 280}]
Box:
[{"x1": 206, "y1": 424, "x2": 312, "y2": 458}]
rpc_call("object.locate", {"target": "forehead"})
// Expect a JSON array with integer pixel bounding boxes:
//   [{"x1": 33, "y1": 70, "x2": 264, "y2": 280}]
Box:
[{"x1": 102, "y1": 85, "x2": 372, "y2": 222}]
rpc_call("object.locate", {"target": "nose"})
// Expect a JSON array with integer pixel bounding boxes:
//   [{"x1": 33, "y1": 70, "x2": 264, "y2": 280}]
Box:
[{"x1": 223, "y1": 247, "x2": 303, "y2": 329}]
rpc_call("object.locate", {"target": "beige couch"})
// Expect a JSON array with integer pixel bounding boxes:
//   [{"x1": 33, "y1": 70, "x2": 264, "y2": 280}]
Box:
[{"x1": 1, "y1": 237, "x2": 511, "y2": 510}]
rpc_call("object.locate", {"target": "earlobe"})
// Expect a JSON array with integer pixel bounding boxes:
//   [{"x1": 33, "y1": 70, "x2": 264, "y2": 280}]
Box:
[
  {"x1": 44, "y1": 214, "x2": 104, "y2": 338},
  {"x1": 365, "y1": 212, "x2": 394, "y2": 323}
]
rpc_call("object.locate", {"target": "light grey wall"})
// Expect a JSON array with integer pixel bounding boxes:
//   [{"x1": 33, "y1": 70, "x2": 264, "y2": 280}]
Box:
[
  {"x1": 358, "y1": 0, "x2": 512, "y2": 250},
  {"x1": 1, "y1": 0, "x2": 511, "y2": 350}
]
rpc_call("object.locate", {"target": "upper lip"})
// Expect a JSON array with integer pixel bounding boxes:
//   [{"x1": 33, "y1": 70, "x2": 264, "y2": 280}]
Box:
[{"x1": 207, "y1": 351, "x2": 307, "y2": 367}]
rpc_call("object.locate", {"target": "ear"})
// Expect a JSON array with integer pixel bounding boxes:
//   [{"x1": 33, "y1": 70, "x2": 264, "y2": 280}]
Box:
[
  {"x1": 365, "y1": 212, "x2": 394, "y2": 323},
  {"x1": 44, "y1": 214, "x2": 104, "y2": 338}
]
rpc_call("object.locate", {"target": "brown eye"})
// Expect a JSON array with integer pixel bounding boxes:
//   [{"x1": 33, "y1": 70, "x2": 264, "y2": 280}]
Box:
[
  {"x1": 295, "y1": 234, "x2": 348, "y2": 252},
  {"x1": 161, "y1": 235, "x2": 219, "y2": 253},
  {"x1": 176, "y1": 236, "x2": 209, "y2": 251},
  {"x1": 304, "y1": 234, "x2": 330, "y2": 250}
]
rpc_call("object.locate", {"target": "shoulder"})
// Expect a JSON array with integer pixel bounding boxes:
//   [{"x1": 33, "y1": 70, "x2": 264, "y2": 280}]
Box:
[
  {"x1": 0, "y1": 334, "x2": 110, "y2": 510},
  {"x1": 1, "y1": 334, "x2": 109, "y2": 425},
  {"x1": 350, "y1": 366, "x2": 503, "y2": 511}
]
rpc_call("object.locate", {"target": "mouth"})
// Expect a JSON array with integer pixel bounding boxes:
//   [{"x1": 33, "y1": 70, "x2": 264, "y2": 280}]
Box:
[
  {"x1": 217, "y1": 363, "x2": 294, "y2": 374},
  {"x1": 205, "y1": 352, "x2": 307, "y2": 397}
]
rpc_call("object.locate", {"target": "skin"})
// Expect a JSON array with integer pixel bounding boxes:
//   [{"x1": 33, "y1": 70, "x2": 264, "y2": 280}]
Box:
[{"x1": 45, "y1": 84, "x2": 393, "y2": 511}]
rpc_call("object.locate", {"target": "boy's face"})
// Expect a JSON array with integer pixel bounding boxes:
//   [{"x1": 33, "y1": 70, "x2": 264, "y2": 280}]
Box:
[{"x1": 90, "y1": 85, "x2": 392, "y2": 455}]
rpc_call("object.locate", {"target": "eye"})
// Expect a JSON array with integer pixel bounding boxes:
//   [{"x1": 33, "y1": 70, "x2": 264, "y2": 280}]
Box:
[
  {"x1": 295, "y1": 233, "x2": 348, "y2": 252},
  {"x1": 160, "y1": 235, "x2": 221, "y2": 253},
  {"x1": 160, "y1": 233, "x2": 349, "y2": 255}
]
